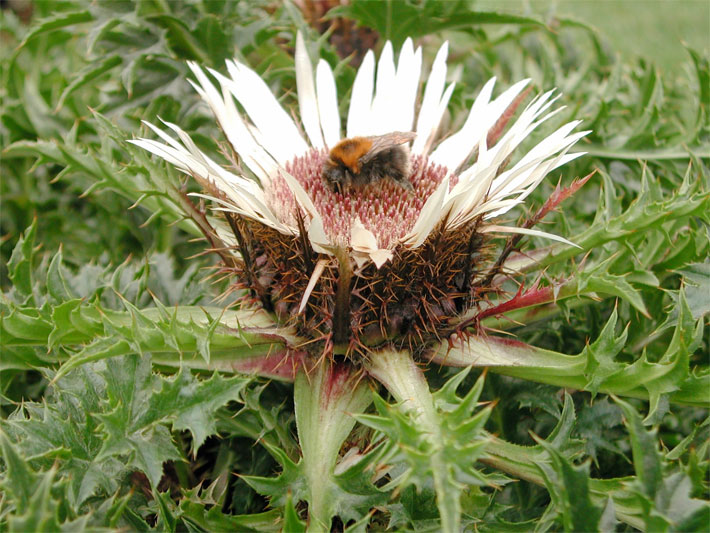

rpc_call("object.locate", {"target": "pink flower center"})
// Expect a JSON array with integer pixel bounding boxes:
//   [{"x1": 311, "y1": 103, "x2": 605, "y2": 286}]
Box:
[{"x1": 267, "y1": 148, "x2": 450, "y2": 249}]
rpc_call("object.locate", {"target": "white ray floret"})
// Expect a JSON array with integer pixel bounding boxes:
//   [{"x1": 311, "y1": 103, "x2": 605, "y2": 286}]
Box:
[
  {"x1": 316, "y1": 59, "x2": 341, "y2": 147},
  {"x1": 369, "y1": 42, "x2": 396, "y2": 135},
  {"x1": 391, "y1": 38, "x2": 422, "y2": 132},
  {"x1": 223, "y1": 60, "x2": 308, "y2": 164},
  {"x1": 295, "y1": 32, "x2": 325, "y2": 150},
  {"x1": 186, "y1": 63, "x2": 278, "y2": 184},
  {"x1": 412, "y1": 42, "x2": 454, "y2": 155},
  {"x1": 347, "y1": 50, "x2": 375, "y2": 138}
]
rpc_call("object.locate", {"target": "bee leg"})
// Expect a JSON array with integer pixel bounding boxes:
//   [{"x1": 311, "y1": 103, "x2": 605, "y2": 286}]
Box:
[
  {"x1": 344, "y1": 169, "x2": 355, "y2": 191},
  {"x1": 395, "y1": 177, "x2": 414, "y2": 192}
]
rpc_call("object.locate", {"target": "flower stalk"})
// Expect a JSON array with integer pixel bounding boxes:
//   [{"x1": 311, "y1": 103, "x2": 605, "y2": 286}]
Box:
[
  {"x1": 365, "y1": 349, "x2": 463, "y2": 533},
  {"x1": 294, "y1": 362, "x2": 372, "y2": 531}
]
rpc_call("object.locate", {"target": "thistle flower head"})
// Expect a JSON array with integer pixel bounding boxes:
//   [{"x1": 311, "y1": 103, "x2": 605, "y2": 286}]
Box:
[{"x1": 131, "y1": 33, "x2": 588, "y2": 358}]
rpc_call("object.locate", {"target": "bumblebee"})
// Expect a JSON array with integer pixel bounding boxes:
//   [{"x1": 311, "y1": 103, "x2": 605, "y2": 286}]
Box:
[{"x1": 322, "y1": 131, "x2": 416, "y2": 192}]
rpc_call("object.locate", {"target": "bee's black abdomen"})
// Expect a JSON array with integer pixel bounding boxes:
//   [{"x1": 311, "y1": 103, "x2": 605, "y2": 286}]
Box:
[{"x1": 360, "y1": 146, "x2": 412, "y2": 188}]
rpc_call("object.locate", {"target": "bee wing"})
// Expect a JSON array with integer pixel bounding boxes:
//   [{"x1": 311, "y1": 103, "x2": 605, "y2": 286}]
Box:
[{"x1": 360, "y1": 131, "x2": 416, "y2": 164}]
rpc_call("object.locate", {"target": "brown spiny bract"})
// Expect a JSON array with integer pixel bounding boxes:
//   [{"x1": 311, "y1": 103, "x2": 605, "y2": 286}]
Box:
[{"x1": 227, "y1": 210, "x2": 495, "y2": 362}]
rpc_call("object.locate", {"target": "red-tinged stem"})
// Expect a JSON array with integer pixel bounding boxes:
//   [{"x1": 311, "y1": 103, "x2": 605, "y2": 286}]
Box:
[
  {"x1": 487, "y1": 86, "x2": 533, "y2": 147},
  {"x1": 536, "y1": 171, "x2": 596, "y2": 220},
  {"x1": 476, "y1": 279, "x2": 559, "y2": 321},
  {"x1": 451, "y1": 276, "x2": 576, "y2": 335}
]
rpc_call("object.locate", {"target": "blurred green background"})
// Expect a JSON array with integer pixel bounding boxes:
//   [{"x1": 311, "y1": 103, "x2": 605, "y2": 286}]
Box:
[{"x1": 480, "y1": 0, "x2": 710, "y2": 74}]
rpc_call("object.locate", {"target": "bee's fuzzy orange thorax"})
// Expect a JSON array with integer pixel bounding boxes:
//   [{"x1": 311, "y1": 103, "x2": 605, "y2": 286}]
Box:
[{"x1": 329, "y1": 137, "x2": 373, "y2": 173}]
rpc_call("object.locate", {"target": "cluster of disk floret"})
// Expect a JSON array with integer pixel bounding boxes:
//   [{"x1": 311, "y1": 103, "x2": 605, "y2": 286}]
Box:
[{"x1": 271, "y1": 150, "x2": 449, "y2": 249}]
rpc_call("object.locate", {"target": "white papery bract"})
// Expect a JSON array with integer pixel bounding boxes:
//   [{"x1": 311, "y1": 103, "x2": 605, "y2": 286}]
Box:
[{"x1": 131, "y1": 33, "x2": 587, "y2": 270}]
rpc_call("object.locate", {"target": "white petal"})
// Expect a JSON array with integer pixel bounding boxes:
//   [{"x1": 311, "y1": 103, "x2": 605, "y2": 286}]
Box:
[
  {"x1": 188, "y1": 170, "x2": 268, "y2": 215},
  {"x1": 431, "y1": 83, "x2": 455, "y2": 134},
  {"x1": 132, "y1": 122, "x2": 286, "y2": 236},
  {"x1": 186, "y1": 64, "x2": 277, "y2": 184},
  {"x1": 368, "y1": 249, "x2": 395, "y2": 269},
  {"x1": 448, "y1": 134, "x2": 490, "y2": 196},
  {"x1": 429, "y1": 77, "x2": 498, "y2": 168},
  {"x1": 445, "y1": 163, "x2": 499, "y2": 228},
  {"x1": 351, "y1": 219, "x2": 378, "y2": 248},
  {"x1": 486, "y1": 149, "x2": 561, "y2": 203},
  {"x1": 217, "y1": 83, "x2": 278, "y2": 185},
  {"x1": 295, "y1": 32, "x2": 325, "y2": 149},
  {"x1": 480, "y1": 225, "x2": 580, "y2": 247},
  {"x1": 347, "y1": 50, "x2": 375, "y2": 137},
  {"x1": 316, "y1": 59, "x2": 341, "y2": 147},
  {"x1": 413, "y1": 41, "x2": 450, "y2": 154},
  {"x1": 131, "y1": 135, "x2": 218, "y2": 191},
  {"x1": 402, "y1": 176, "x2": 450, "y2": 248},
  {"x1": 369, "y1": 41, "x2": 396, "y2": 135},
  {"x1": 129, "y1": 138, "x2": 197, "y2": 174},
  {"x1": 443, "y1": 100, "x2": 588, "y2": 225},
  {"x1": 476, "y1": 91, "x2": 562, "y2": 171},
  {"x1": 192, "y1": 192, "x2": 291, "y2": 234},
  {"x1": 214, "y1": 223, "x2": 239, "y2": 249},
  {"x1": 437, "y1": 78, "x2": 532, "y2": 172},
  {"x1": 158, "y1": 120, "x2": 263, "y2": 197},
  {"x1": 473, "y1": 198, "x2": 523, "y2": 219},
  {"x1": 298, "y1": 258, "x2": 329, "y2": 313},
  {"x1": 511, "y1": 121, "x2": 584, "y2": 173},
  {"x1": 484, "y1": 150, "x2": 582, "y2": 221},
  {"x1": 392, "y1": 39, "x2": 422, "y2": 132},
  {"x1": 141, "y1": 120, "x2": 183, "y2": 150},
  {"x1": 276, "y1": 167, "x2": 335, "y2": 253},
  {"x1": 307, "y1": 216, "x2": 332, "y2": 255},
  {"x1": 554, "y1": 151, "x2": 587, "y2": 169},
  {"x1": 223, "y1": 60, "x2": 308, "y2": 163},
  {"x1": 161, "y1": 121, "x2": 220, "y2": 175},
  {"x1": 208, "y1": 68, "x2": 296, "y2": 167},
  {"x1": 279, "y1": 168, "x2": 321, "y2": 221},
  {"x1": 490, "y1": 125, "x2": 588, "y2": 198},
  {"x1": 351, "y1": 220, "x2": 393, "y2": 268},
  {"x1": 499, "y1": 116, "x2": 578, "y2": 177},
  {"x1": 487, "y1": 149, "x2": 588, "y2": 219}
]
